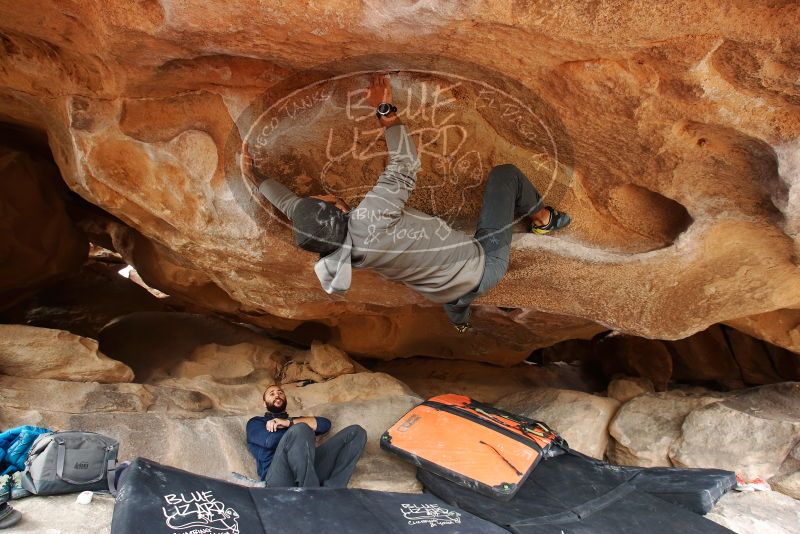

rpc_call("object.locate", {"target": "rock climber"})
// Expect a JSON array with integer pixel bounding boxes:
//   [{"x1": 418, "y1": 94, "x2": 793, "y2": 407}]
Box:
[
  {"x1": 244, "y1": 384, "x2": 366, "y2": 488},
  {"x1": 244, "y1": 74, "x2": 571, "y2": 332}
]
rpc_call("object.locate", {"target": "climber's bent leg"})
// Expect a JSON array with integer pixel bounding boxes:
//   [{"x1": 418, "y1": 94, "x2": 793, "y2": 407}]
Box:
[{"x1": 443, "y1": 164, "x2": 542, "y2": 326}]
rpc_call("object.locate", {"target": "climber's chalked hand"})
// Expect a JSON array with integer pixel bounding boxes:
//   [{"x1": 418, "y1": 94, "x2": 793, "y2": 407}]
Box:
[
  {"x1": 241, "y1": 142, "x2": 263, "y2": 182},
  {"x1": 367, "y1": 73, "x2": 393, "y2": 108}
]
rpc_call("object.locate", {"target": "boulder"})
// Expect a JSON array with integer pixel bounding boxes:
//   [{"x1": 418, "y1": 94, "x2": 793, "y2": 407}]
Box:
[
  {"x1": 778, "y1": 441, "x2": 800, "y2": 474},
  {"x1": 607, "y1": 375, "x2": 655, "y2": 403},
  {"x1": 306, "y1": 341, "x2": 360, "y2": 378},
  {"x1": 144, "y1": 340, "x2": 288, "y2": 413},
  {"x1": 497, "y1": 388, "x2": 620, "y2": 459},
  {"x1": 607, "y1": 391, "x2": 724, "y2": 467},
  {"x1": 705, "y1": 491, "x2": 800, "y2": 534},
  {"x1": 669, "y1": 383, "x2": 800, "y2": 479},
  {"x1": 770, "y1": 470, "x2": 800, "y2": 500},
  {"x1": 0, "y1": 325, "x2": 133, "y2": 383},
  {"x1": 280, "y1": 341, "x2": 363, "y2": 383},
  {"x1": 279, "y1": 361, "x2": 325, "y2": 384}
]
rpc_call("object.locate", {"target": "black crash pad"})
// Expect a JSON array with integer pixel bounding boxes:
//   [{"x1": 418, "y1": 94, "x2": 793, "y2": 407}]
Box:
[
  {"x1": 618, "y1": 463, "x2": 735, "y2": 515},
  {"x1": 112, "y1": 457, "x2": 508, "y2": 534},
  {"x1": 418, "y1": 448, "x2": 736, "y2": 534}
]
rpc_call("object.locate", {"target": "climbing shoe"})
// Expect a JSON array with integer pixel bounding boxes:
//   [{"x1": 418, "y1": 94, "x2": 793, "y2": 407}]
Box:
[
  {"x1": 531, "y1": 206, "x2": 571, "y2": 235},
  {"x1": 453, "y1": 322, "x2": 472, "y2": 333}
]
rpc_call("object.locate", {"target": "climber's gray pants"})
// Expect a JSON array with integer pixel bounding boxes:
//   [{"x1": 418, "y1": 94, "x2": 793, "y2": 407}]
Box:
[{"x1": 443, "y1": 164, "x2": 542, "y2": 325}]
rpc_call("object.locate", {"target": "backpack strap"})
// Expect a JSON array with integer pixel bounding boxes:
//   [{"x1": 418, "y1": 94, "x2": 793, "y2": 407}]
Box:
[
  {"x1": 106, "y1": 456, "x2": 118, "y2": 497},
  {"x1": 55, "y1": 439, "x2": 66, "y2": 481}
]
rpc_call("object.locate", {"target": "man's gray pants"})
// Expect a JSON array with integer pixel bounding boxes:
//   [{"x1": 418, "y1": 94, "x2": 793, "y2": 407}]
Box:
[
  {"x1": 443, "y1": 164, "x2": 543, "y2": 325},
  {"x1": 263, "y1": 424, "x2": 367, "y2": 488}
]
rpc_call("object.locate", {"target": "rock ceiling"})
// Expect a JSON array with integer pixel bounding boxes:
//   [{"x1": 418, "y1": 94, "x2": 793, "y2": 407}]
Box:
[{"x1": 1, "y1": 1, "x2": 798, "y2": 362}]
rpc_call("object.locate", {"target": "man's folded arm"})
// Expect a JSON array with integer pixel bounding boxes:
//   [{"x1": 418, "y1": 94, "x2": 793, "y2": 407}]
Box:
[
  {"x1": 289, "y1": 416, "x2": 331, "y2": 435},
  {"x1": 246, "y1": 418, "x2": 281, "y2": 448},
  {"x1": 258, "y1": 179, "x2": 302, "y2": 220}
]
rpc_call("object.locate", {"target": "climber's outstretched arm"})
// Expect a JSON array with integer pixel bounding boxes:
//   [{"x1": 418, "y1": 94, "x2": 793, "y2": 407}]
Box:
[
  {"x1": 355, "y1": 74, "x2": 421, "y2": 223},
  {"x1": 242, "y1": 145, "x2": 302, "y2": 220},
  {"x1": 362, "y1": 123, "x2": 421, "y2": 217},
  {"x1": 257, "y1": 178, "x2": 301, "y2": 220}
]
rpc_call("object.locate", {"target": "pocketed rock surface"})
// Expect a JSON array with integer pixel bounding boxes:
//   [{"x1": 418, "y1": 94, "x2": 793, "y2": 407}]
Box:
[{"x1": 1, "y1": 1, "x2": 799, "y2": 364}]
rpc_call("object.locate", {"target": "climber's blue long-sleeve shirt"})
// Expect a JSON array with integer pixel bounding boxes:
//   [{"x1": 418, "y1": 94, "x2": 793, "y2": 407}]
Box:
[{"x1": 246, "y1": 412, "x2": 331, "y2": 480}]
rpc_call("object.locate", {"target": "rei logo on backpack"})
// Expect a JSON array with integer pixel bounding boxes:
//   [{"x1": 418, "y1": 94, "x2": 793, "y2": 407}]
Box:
[{"x1": 21, "y1": 431, "x2": 119, "y2": 496}]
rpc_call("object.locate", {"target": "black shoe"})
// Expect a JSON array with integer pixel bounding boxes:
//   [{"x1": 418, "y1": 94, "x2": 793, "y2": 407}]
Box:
[{"x1": 0, "y1": 504, "x2": 22, "y2": 529}]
